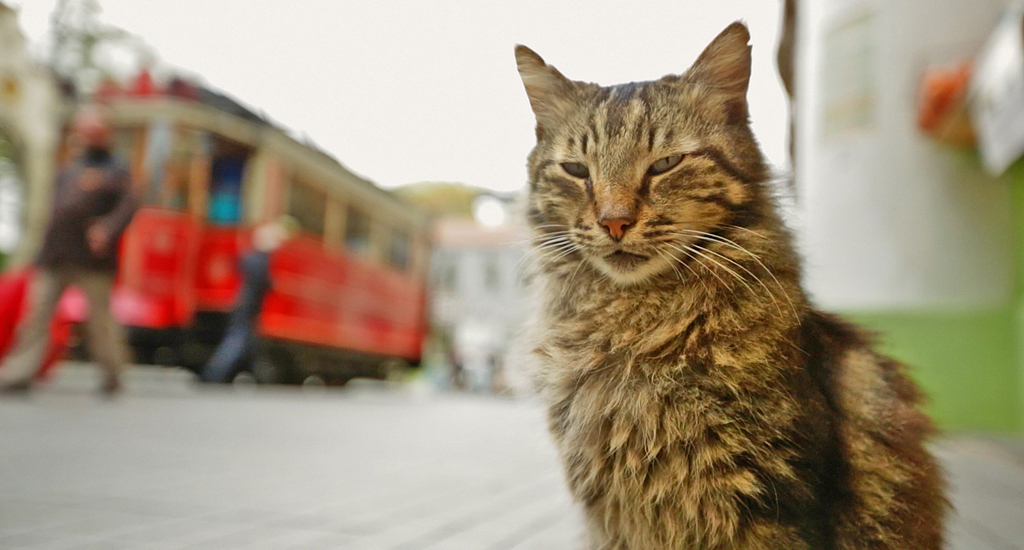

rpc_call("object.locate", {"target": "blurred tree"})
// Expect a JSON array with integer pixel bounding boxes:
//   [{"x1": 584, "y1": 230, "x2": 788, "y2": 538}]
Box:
[
  {"x1": 0, "y1": 3, "x2": 61, "y2": 266},
  {"x1": 393, "y1": 181, "x2": 488, "y2": 219},
  {"x1": 48, "y1": 0, "x2": 152, "y2": 95}
]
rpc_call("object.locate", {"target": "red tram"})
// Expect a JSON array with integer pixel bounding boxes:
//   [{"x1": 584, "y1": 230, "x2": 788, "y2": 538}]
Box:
[{"x1": 78, "y1": 93, "x2": 430, "y2": 384}]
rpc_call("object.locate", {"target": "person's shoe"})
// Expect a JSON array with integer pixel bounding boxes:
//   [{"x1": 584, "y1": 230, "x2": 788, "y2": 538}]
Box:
[
  {"x1": 0, "y1": 379, "x2": 32, "y2": 396},
  {"x1": 100, "y1": 377, "x2": 123, "y2": 398}
]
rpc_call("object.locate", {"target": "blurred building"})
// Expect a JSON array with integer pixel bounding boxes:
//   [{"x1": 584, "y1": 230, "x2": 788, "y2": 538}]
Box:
[
  {"x1": 792, "y1": 0, "x2": 1024, "y2": 431},
  {"x1": 427, "y1": 196, "x2": 529, "y2": 393},
  {"x1": 0, "y1": 2, "x2": 63, "y2": 266}
]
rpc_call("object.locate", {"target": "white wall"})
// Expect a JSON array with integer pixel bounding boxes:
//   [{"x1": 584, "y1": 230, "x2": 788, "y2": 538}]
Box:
[
  {"x1": 795, "y1": 0, "x2": 1014, "y2": 311},
  {"x1": 429, "y1": 245, "x2": 528, "y2": 340}
]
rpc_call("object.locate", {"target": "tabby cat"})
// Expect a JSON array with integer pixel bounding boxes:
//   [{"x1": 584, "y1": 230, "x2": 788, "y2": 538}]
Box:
[{"x1": 514, "y1": 22, "x2": 946, "y2": 550}]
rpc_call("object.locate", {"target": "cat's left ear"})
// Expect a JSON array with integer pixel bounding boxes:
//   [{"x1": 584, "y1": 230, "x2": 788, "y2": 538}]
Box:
[
  {"x1": 515, "y1": 45, "x2": 575, "y2": 131},
  {"x1": 686, "y1": 21, "x2": 752, "y2": 98}
]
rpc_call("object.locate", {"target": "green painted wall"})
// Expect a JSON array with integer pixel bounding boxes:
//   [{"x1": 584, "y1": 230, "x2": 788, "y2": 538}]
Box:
[{"x1": 849, "y1": 310, "x2": 1020, "y2": 432}]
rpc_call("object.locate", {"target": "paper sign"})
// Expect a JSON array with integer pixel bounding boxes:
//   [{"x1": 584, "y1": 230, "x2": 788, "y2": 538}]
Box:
[{"x1": 970, "y1": 2, "x2": 1024, "y2": 176}]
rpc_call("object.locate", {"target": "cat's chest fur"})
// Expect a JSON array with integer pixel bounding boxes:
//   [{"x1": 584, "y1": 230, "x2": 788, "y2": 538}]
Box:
[
  {"x1": 527, "y1": 269, "x2": 813, "y2": 547},
  {"x1": 540, "y1": 347, "x2": 776, "y2": 548}
]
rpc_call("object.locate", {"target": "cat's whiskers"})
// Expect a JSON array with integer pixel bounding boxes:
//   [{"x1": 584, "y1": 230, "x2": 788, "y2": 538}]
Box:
[
  {"x1": 687, "y1": 246, "x2": 759, "y2": 304},
  {"x1": 663, "y1": 242, "x2": 736, "y2": 299},
  {"x1": 670, "y1": 231, "x2": 784, "y2": 317},
  {"x1": 548, "y1": 246, "x2": 581, "y2": 264},
  {"x1": 664, "y1": 241, "x2": 757, "y2": 306},
  {"x1": 521, "y1": 241, "x2": 573, "y2": 276},
  {"x1": 673, "y1": 229, "x2": 797, "y2": 317},
  {"x1": 653, "y1": 248, "x2": 682, "y2": 285},
  {"x1": 660, "y1": 247, "x2": 710, "y2": 297},
  {"x1": 529, "y1": 232, "x2": 576, "y2": 255},
  {"x1": 531, "y1": 244, "x2": 578, "y2": 268},
  {"x1": 530, "y1": 235, "x2": 583, "y2": 270},
  {"x1": 654, "y1": 248, "x2": 683, "y2": 282},
  {"x1": 533, "y1": 230, "x2": 568, "y2": 236},
  {"x1": 558, "y1": 254, "x2": 589, "y2": 304},
  {"x1": 521, "y1": 226, "x2": 574, "y2": 244},
  {"x1": 532, "y1": 237, "x2": 573, "y2": 261},
  {"x1": 522, "y1": 232, "x2": 573, "y2": 260},
  {"x1": 724, "y1": 224, "x2": 769, "y2": 240},
  {"x1": 511, "y1": 235, "x2": 546, "y2": 247},
  {"x1": 654, "y1": 247, "x2": 709, "y2": 297}
]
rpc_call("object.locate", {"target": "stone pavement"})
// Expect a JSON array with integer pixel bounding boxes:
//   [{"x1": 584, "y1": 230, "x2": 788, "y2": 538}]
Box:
[
  {"x1": 0, "y1": 364, "x2": 1022, "y2": 549},
  {"x1": 935, "y1": 437, "x2": 1024, "y2": 550}
]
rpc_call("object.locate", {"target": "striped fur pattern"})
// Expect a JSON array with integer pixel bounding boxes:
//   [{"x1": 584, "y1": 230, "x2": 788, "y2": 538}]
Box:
[{"x1": 514, "y1": 22, "x2": 946, "y2": 550}]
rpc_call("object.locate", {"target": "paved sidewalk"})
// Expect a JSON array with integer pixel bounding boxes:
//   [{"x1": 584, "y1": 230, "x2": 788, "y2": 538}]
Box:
[
  {"x1": 1, "y1": 365, "x2": 582, "y2": 550},
  {"x1": 1, "y1": 364, "x2": 1022, "y2": 549},
  {"x1": 934, "y1": 437, "x2": 1024, "y2": 549}
]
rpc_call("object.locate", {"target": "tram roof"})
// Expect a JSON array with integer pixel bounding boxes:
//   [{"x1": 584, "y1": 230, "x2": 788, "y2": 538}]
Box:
[{"x1": 99, "y1": 95, "x2": 427, "y2": 227}]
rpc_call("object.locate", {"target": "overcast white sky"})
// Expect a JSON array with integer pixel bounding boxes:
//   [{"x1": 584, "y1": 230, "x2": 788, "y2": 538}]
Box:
[{"x1": 13, "y1": 0, "x2": 789, "y2": 193}]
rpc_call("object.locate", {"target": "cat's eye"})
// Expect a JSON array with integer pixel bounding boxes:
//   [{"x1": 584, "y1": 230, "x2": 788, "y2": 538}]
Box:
[
  {"x1": 560, "y1": 162, "x2": 590, "y2": 179},
  {"x1": 648, "y1": 154, "x2": 684, "y2": 175}
]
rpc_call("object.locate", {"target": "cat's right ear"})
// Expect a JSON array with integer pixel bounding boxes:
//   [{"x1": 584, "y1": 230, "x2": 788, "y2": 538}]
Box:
[
  {"x1": 686, "y1": 22, "x2": 752, "y2": 97},
  {"x1": 515, "y1": 45, "x2": 575, "y2": 131}
]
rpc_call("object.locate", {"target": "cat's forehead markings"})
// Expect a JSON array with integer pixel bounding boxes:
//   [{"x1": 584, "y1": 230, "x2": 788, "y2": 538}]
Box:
[
  {"x1": 599, "y1": 101, "x2": 626, "y2": 139},
  {"x1": 606, "y1": 82, "x2": 645, "y2": 101},
  {"x1": 617, "y1": 96, "x2": 647, "y2": 123},
  {"x1": 670, "y1": 134, "x2": 702, "y2": 154},
  {"x1": 587, "y1": 113, "x2": 601, "y2": 145},
  {"x1": 681, "y1": 139, "x2": 703, "y2": 155},
  {"x1": 585, "y1": 98, "x2": 645, "y2": 146}
]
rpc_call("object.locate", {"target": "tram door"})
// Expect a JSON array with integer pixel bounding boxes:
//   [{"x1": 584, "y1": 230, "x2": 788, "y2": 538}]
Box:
[{"x1": 113, "y1": 123, "x2": 204, "y2": 330}]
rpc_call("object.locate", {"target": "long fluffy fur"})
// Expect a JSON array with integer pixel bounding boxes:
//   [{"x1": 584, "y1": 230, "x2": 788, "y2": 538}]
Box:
[{"x1": 515, "y1": 22, "x2": 946, "y2": 549}]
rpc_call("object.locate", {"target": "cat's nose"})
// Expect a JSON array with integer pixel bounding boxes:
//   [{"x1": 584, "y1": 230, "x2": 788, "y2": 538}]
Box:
[{"x1": 599, "y1": 216, "x2": 635, "y2": 241}]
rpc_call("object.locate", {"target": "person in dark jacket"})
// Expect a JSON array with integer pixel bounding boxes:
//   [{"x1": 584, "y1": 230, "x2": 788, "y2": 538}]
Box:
[
  {"x1": 0, "y1": 105, "x2": 138, "y2": 395},
  {"x1": 200, "y1": 218, "x2": 294, "y2": 383}
]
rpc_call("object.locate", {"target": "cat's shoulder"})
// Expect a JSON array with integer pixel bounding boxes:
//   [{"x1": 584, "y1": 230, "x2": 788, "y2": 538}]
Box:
[{"x1": 799, "y1": 309, "x2": 929, "y2": 429}]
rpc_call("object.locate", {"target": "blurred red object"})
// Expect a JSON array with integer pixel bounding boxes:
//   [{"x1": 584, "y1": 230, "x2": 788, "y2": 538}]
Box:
[
  {"x1": 917, "y1": 61, "x2": 975, "y2": 146},
  {"x1": 0, "y1": 269, "x2": 74, "y2": 380},
  {"x1": 93, "y1": 77, "x2": 123, "y2": 103},
  {"x1": 132, "y1": 69, "x2": 156, "y2": 96}
]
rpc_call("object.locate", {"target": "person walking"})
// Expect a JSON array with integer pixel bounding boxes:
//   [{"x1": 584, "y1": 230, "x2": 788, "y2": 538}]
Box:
[
  {"x1": 200, "y1": 219, "x2": 293, "y2": 383},
  {"x1": 0, "y1": 105, "x2": 138, "y2": 395}
]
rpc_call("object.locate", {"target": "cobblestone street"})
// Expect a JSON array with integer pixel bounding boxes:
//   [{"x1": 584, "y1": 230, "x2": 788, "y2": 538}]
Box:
[{"x1": 1, "y1": 364, "x2": 1022, "y2": 549}]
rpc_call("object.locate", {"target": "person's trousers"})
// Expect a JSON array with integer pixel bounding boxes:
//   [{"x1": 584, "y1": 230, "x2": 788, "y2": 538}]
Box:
[
  {"x1": 0, "y1": 268, "x2": 128, "y2": 385},
  {"x1": 201, "y1": 324, "x2": 254, "y2": 383}
]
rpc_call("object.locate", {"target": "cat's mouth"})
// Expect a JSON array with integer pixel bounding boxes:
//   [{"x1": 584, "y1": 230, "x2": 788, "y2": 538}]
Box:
[{"x1": 602, "y1": 250, "x2": 650, "y2": 271}]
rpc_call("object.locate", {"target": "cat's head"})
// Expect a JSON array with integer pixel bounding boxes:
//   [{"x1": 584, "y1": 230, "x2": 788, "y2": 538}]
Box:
[{"x1": 516, "y1": 22, "x2": 769, "y2": 286}]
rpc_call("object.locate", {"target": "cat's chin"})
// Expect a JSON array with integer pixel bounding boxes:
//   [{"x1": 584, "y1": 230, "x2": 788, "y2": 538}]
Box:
[{"x1": 592, "y1": 252, "x2": 671, "y2": 285}]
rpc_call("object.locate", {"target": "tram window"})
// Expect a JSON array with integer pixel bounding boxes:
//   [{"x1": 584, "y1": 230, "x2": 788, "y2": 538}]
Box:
[
  {"x1": 208, "y1": 156, "x2": 244, "y2": 223},
  {"x1": 161, "y1": 128, "x2": 206, "y2": 211},
  {"x1": 388, "y1": 228, "x2": 410, "y2": 271},
  {"x1": 110, "y1": 128, "x2": 136, "y2": 168},
  {"x1": 288, "y1": 181, "x2": 326, "y2": 236},
  {"x1": 345, "y1": 206, "x2": 371, "y2": 255},
  {"x1": 141, "y1": 120, "x2": 174, "y2": 205},
  {"x1": 206, "y1": 138, "x2": 251, "y2": 224},
  {"x1": 161, "y1": 154, "x2": 190, "y2": 210}
]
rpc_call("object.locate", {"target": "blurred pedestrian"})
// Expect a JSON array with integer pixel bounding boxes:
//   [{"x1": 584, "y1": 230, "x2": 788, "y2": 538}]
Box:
[
  {"x1": 200, "y1": 218, "x2": 296, "y2": 383},
  {"x1": 0, "y1": 105, "x2": 139, "y2": 395}
]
